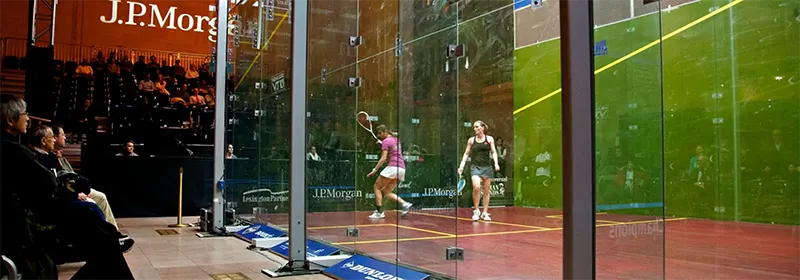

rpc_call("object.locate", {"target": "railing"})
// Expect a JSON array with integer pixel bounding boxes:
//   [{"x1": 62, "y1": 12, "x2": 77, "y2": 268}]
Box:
[
  {"x1": 1, "y1": 37, "x2": 211, "y2": 69},
  {"x1": 29, "y1": 115, "x2": 52, "y2": 127}
]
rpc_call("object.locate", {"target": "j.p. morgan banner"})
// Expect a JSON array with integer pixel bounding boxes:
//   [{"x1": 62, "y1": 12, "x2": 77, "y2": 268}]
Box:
[
  {"x1": 99, "y1": 0, "x2": 232, "y2": 43},
  {"x1": 100, "y1": 0, "x2": 289, "y2": 42},
  {"x1": 224, "y1": 157, "x2": 514, "y2": 214}
]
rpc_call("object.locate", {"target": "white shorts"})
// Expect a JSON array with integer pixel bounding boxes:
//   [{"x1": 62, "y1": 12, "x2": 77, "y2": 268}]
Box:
[{"x1": 380, "y1": 166, "x2": 406, "y2": 182}]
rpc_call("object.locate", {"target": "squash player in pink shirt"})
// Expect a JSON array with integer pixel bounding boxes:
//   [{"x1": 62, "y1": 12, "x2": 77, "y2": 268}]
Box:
[{"x1": 367, "y1": 125, "x2": 413, "y2": 219}]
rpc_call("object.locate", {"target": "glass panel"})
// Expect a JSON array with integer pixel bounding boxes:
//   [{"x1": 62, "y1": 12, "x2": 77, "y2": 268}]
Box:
[
  {"x1": 351, "y1": 41, "x2": 402, "y2": 265},
  {"x1": 305, "y1": 0, "x2": 359, "y2": 253},
  {"x1": 224, "y1": 0, "x2": 292, "y2": 232},
  {"x1": 593, "y1": 0, "x2": 666, "y2": 278},
  {"x1": 661, "y1": 0, "x2": 800, "y2": 278},
  {"x1": 508, "y1": 0, "x2": 566, "y2": 278},
  {"x1": 393, "y1": 0, "x2": 459, "y2": 277},
  {"x1": 358, "y1": 0, "x2": 399, "y2": 60},
  {"x1": 454, "y1": 1, "x2": 534, "y2": 279}
]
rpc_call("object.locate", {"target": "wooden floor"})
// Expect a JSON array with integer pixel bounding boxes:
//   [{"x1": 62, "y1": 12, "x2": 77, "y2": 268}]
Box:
[
  {"x1": 255, "y1": 207, "x2": 800, "y2": 280},
  {"x1": 57, "y1": 217, "x2": 330, "y2": 280},
  {"x1": 57, "y1": 210, "x2": 799, "y2": 279}
]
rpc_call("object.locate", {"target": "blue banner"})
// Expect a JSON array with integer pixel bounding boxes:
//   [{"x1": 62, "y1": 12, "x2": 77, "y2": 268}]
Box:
[
  {"x1": 234, "y1": 224, "x2": 286, "y2": 241},
  {"x1": 270, "y1": 240, "x2": 340, "y2": 258},
  {"x1": 596, "y1": 202, "x2": 664, "y2": 211},
  {"x1": 324, "y1": 254, "x2": 429, "y2": 280},
  {"x1": 514, "y1": 0, "x2": 532, "y2": 10}
]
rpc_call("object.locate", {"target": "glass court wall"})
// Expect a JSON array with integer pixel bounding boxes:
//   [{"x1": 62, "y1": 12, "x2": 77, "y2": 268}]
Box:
[
  {"x1": 223, "y1": 0, "x2": 294, "y2": 228},
  {"x1": 301, "y1": 0, "x2": 556, "y2": 278},
  {"x1": 592, "y1": 0, "x2": 667, "y2": 279},
  {"x1": 660, "y1": 0, "x2": 800, "y2": 278},
  {"x1": 219, "y1": 0, "x2": 799, "y2": 279}
]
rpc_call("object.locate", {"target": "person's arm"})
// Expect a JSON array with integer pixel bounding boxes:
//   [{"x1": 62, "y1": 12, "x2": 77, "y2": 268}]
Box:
[
  {"x1": 489, "y1": 136, "x2": 500, "y2": 171},
  {"x1": 18, "y1": 148, "x2": 63, "y2": 216},
  {"x1": 458, "y1": 137, "x2": 474, "y2": 174},
  {"x1": 368, "y1": 149, "x2": 388, "y2": 177}
]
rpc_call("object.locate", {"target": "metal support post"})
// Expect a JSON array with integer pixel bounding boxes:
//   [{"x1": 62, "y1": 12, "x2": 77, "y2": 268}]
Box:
[
  {"x1": 560, "y1": 0, "x2": 596, "y2": 279},
  {"x1": 27, "y1": 0, "x2": 58, "y2": 46},
  {"x1": 262, "y1": 0, "x2": 319, "y2": 276},
  {"x1": 211, "y1": 0, "x2": 229, "y2": 235}
]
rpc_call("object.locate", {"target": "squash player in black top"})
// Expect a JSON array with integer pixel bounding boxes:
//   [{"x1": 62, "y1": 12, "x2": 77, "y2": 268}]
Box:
[{"x1": 458, "y1": 120, "x2": 501, "y2": 221}]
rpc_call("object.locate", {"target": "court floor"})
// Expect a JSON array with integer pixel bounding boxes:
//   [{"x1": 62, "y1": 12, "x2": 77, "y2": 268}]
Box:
[
  {"x1": 259, "y1": 207, "x2": 800, "y2": 279},
  {"x1": 57, "y1": 216, "x2": 327, "y2": 280}
]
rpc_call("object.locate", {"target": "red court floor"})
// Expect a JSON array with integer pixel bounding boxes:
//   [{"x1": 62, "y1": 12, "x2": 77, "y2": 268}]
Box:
[{"x1": 254, "y1": 207, "x2": 800, "y2": 279}]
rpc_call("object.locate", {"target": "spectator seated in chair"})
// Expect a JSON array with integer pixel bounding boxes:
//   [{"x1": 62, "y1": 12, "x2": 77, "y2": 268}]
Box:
[
  {"x1": 3, "y1": 95, "x2": 136, "y2": 279},
  {"x1": 27, "y1": 124, "x2": 131, "y2": 242},
  {"x1": 19, "y1": 120, "x2": 134, "y2": 277},
  {"x1": 51, "y1": 123, "x2": 125, "y2": 232}
]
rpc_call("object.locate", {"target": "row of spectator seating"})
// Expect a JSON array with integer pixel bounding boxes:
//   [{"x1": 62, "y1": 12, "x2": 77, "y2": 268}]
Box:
[{"x1": 48, "y1": 59, "x2": 218, "y2": 147}]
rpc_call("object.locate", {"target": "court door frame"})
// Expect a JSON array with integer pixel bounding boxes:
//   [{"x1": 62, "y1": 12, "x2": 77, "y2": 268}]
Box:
[{"x1": 210, "y1": 0, "x2": 599, "y2": 278}]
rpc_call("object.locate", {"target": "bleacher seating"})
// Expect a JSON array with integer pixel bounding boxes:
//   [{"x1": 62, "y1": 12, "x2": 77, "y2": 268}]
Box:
[
  {"x1": 0, "y1": 69, "x2": 25, "y2": 97},
  {"x1": 3, "y1": 49, "x2": 218, "y2": 163}
]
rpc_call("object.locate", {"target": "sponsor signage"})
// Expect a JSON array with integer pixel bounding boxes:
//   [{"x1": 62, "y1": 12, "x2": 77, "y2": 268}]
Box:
[
  {"x1": 270, "y1": 240, "x2": 340, "y2": 258},
  {"x1": 488, "y1": 176, "x2": 512, "y2": 206},
  {"x1": 99, "y1": 0, "x2": 290, "y2": 43},
  {"x1": 594, "y1": 40, "x2": 608, "y2": 56},
  {"x1": 242, "y1": 188, "x2": 289, "y2": 203},
  {"x1": 324, "y1": 254, "x2": 429, "y2": 280},
  {"x1": 100, "y1": 0, "x2": 222, "y2": 42},
  {"x1": 272, "y1": 71, "x2": 286, "y2": 92},
  {"x1": 235, "y1": 223, "x2": 286, "y2": 241},
  {"x1": 309, "y1": 186, "x2": 363, "y2": 200},
  {"x1": 421, "y1": 187, "x2": 460, "y2": 197}
]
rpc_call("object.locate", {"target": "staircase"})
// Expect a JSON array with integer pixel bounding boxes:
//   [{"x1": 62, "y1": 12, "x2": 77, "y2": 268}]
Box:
[{"x1": 0, "y1": 69, "x2": 26, "y2": 97}]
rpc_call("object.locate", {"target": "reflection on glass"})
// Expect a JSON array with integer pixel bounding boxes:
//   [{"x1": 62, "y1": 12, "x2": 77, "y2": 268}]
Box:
[
  {"x1": 303, "y1": 0, "x2": 564, "y2": 278},
  {"x1": 593, "y1": 0, "x2": 800, "y2": 278},
  {"x1": 593, "y1": 0, "x2": 666, "y2": 278},
  {"x1": 305, "y1": 0, "x2": 359, "y2": 254},
  {"x1": 223, "y1": 0, "x2": 798, "y2": 278},
  {"x1": 224, "y1": 0, "x2": 292, "y2": 230},
  {"x1": 662, "y1": 0, "x2": 799, "y2": 278}
]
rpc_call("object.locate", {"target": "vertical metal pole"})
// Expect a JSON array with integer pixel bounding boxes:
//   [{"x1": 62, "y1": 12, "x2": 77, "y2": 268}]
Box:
[
  {"x1": 28, "y1": 0, "x2": 38, "y2": 46},
  {"x1": 256, "y1": 0, "x2": 263, "y2": 50},
  {"x1": 288, "y1": 0, "x2": 309, "y2": 267},
  {"x1": 559, "y1": 0, "x2": 595, "y2": 279},
  {"x1": 212, "y1": 0, "x2": 229, "y2": 233},
  {"x1": 50, "y1": 0, "x2": 58, "y2": 46},
  {"x1": 728, "y1": 3, "x2": 740, "y2": 222},
  {"x1": 170, "y1": 167, "x2": 189, "y2": 227}
]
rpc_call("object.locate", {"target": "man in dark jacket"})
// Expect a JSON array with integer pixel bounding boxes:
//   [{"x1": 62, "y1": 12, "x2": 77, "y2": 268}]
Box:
[
  {"x1": 27, "y1": 124, "x2": 107, "y2": 222},
  {"x1": 1, "y1": 94, "x2": 58, "y2": 279},
  {"x1": 1, "y1": 95, "x2": 134, "y2": 279}
]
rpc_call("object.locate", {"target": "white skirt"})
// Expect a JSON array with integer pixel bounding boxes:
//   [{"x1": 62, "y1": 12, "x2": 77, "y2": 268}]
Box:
[{"x1": 380, "y1": 166, "x2": 406, "y2": 182}]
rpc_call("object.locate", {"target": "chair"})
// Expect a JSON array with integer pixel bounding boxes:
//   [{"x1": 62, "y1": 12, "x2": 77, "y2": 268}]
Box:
[{"x1": 0, "y1": 255, "x2": 20, "y2": 280}]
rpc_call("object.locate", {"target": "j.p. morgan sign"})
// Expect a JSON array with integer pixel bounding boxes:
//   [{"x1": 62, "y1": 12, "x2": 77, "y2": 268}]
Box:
[{"x1": 99, "y1": 0, "x2": 243, "y2": 43}]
